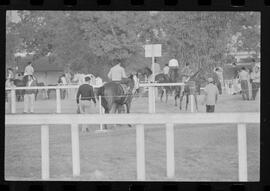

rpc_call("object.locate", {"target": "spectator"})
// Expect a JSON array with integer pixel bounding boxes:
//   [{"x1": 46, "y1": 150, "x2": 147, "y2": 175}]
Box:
[
  {"x1": 152, "y1": 57, "x2": 161, "y2": 77},
  {"x1": 76, "y1": 76, "x2": 96, "y2": 132},
  {"x1": 213, "y1": 68, "x2": 222, "y2": 95},
  {"x1": 5, "y1": 78, "x2": 15, "y2": 113},
  {"x1": 108, "y1": 59, "x2": 127, "y2": 82},
  {"x1": 24, "y1": 62, "x2": 34, "y2": 76},
  {"x1": 203, "y1": 77, "x2": 219, "y2": 113},
  {"x1": 250, "y1": 64, "x2": 260, "y2": 100},
  {"x1": 181, "y1": 62, "x2": 193, "y2": 82},
  {"x1": 24, "y1": 75, "x2": 37, "y2": 113},
  {"x1": 95, "y1": 75, "x2": 103, "y2": 87},
  {"x1": 238, "y1": 67, "x2": 250, "y2": 100},
  {"x1": 163, "y1": 63, "x2": 170, "y2": 75},
  {"x1": 6, "y1": 68, "x2": 14, "y2": 80}
]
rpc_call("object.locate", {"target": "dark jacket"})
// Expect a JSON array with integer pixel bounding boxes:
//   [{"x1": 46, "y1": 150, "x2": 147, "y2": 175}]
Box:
[{"x1": 76, "y1": 83, "x2": 96, "y2": 104}]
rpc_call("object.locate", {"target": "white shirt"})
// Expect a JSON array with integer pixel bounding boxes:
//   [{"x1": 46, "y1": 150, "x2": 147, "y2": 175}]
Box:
[
  {"x1": 24, "y1": 65, "x2": 34, "y2": 76},
  {"x1": 108, "y1": 64, "x2": 127, "y2": 81},
  {"x1": 163, "y1": 66, "x2": 170, "y2": 75},
  {"x1": 96, "y1": 77, "x2": 103, "y2": 86},
  {"x1": 168, "y1": 59, "x2": 179, "y2": 67}
]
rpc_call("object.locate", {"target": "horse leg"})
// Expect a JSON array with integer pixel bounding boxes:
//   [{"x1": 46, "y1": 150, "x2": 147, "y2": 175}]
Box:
[
  {"x1": 125, "y1": 103, "x2": 132, "y2": 127},
  {"x1": 194, "y1": 94, "x2": 198, "y2": 111},
  {"x1": 179, "y1": 94, "x2": 184, "y2": 110},
  {"x1": 186, "y1": 94, "x2": 189, "y2": 111}
]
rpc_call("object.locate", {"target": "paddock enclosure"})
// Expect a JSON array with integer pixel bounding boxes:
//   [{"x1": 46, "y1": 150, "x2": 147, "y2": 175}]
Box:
[{"x1": 5, "y1": 97, "x2": 260, "y2": 182}]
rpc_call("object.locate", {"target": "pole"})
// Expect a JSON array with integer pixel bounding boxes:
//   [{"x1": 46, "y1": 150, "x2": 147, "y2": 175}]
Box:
[
  {"x1": 11, "y1": 88, "x2": 16, "y2": 114},
  {"x1": 99, "y1": 95, "x2": 103, "y2": 131},
  {"x1": 190, "y1": 94, "x2": 194, "y2": 113},
  {"x1": 166, "y1": 123, "x2": 175, "y2": 178},
  {"x1": 237, "y1": 123, "x2": 248, "y2": 181},
  {"x1": 41, "y1": 125, "x2": 50, "y2": 180},
  {"x1": 136, "y1": 124, "x2": 145, "y2": 180},
  {"x1": 71, "y1": 123, "x2": 80, "y2": 176},
  {"x1": 56, "y1": 88, "x2": 61, "y2": 113}
]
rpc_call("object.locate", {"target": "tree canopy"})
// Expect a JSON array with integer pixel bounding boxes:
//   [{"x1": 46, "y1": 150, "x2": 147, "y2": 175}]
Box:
[{"x1": 6, "y1": 11, "x2": 260, "y2": 79}]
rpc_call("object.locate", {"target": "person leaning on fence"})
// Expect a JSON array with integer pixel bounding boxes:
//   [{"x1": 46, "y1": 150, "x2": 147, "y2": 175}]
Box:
[
  {"x1": 238, "y1": 67, "x2": 250, "y2": 100},
  {"x1": 250, "y1": 64, "x2": 260, "y2": 100},
  {"x1": 24, "y1": 75, "x2": 37, "y2": 113},
  {"x1": 203, "y1": 77, "x2": 219, "y2": 113}
]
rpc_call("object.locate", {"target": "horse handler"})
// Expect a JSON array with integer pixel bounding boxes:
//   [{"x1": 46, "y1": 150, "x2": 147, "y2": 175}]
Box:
[
  {"x1": 203, "y1": 77, "x2": 219, "y2": 113},
  {"x1": 24, "y1": 75, "x2": 37, "y2": 113},
  {"x1": 76, "y1": 76, "x2": 96, "y2": 132}
]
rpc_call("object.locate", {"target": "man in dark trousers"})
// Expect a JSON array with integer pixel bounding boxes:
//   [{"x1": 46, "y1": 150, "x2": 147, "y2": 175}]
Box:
[{"x1": 76, "y1": 76, "x2": 96, "y2": 132}]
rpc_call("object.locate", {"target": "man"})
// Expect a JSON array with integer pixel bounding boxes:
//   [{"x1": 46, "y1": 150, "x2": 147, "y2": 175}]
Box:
[
  {"x1": 152, "y1": 58, "x2": 161, "y2": 78},
  {"x1": 24, "y1": 62, "x2": 34, "y2": 76},
  {"x1": 181, "y1": 62, "x2": 193, "y2": 82},
  {"x1": 76, "y1": 76, "x2": 96, "y2": 132},
  {"x1": 168, "y1": 58, "x2": 179, "y2": 68},
  {"x1": 163, "y1": 63, "x2": 170, "y2": 75},
  {"x1": 5, "y1": 78, "x2": 15, "y2": 113},
  {"x1": 203, "y1": 77, "x2": 219, "y2": 113},
  {"x1": 238, "y1": 67, "x2": 250, "y2": 100},
  {"x1": 250, "y1": 64, "x2": 260, "y2": 100},
  {"x1": 213, "y1": 68, "x2": 222, "y2": 95},
  {"x1": 23, "y1": 75, "x2": 37, "y2": 113},
  {"x1": 108, "y1": 59, "x2": 127, "y2": 82}
]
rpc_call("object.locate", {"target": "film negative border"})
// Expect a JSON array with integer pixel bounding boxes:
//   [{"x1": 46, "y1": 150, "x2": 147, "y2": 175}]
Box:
[{"x1": 0, "y1": 1, "x2": 269, "y2": 191}]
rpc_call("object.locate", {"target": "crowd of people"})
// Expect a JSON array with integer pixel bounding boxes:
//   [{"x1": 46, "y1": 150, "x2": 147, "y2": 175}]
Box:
[{"x1": 5, "y1": 57, "x2": 260, "y2": 114}]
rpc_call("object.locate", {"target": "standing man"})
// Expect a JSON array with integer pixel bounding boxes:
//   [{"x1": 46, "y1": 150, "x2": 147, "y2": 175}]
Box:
[
  {"x1": 6, "y1": 68, "x2": 14, "y2": 80},
  {"x1": 203, "y1": 77, "x2": 219, "y2": 113},
  {"x1": 23, "y1": 75, "x2": 37, "y2": 113},
  {"x1": 152, "y1": 58, "x2": 161, "y2": 79},
  {"x1": 250, "y1": 64, "x2": 260, "y2": 100},
  {"x1": 76, "y1": 76, "x2": 96, "y2": 132},
  {"x1": 181, "y1": 62, "x2": 193, "y2": 82},
  {"x1": 24, "y1": 62, "x2": 34, "y2": 76},
  {"x1": 213, "y1": 68, "x2": 222, "y2": 95},
  {"x1": 107, "y1": 59, "x2": 127, "y2": 82},
  {"x1": 238, "y1": 67, "x2": 250, "y2": 100}
]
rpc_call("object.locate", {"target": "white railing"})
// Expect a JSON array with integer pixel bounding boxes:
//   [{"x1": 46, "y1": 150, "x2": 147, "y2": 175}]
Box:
[
  {"x1": 6, "y1": 82, "x2": 191, "y2": 114},
  {"x1": 5, "y1": 112, "x2": 260, "y2": 181}
]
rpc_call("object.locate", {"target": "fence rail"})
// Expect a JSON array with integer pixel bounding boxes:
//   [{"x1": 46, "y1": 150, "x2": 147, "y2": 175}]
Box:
[
  {"x1": 5, "y1": 82, "x2": 197, "y2": 114},
  {"x1": 5, "y1": 112, "x2": 259, "y2": 181}
]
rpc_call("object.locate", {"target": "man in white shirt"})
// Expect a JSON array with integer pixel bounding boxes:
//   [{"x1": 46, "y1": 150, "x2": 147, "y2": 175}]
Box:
[
  {"x1": 163, "y1": 63, "x2": 170, "y2": 75},
  {"x1": 108, "y1": 60, "x2": 127, "y2": 82},
  {"x1": 250, "y1": 65, "x2": 260, "y2": 100},
  {"x1": 24, "y1": 62, "x2": 34, "y2": 76}
]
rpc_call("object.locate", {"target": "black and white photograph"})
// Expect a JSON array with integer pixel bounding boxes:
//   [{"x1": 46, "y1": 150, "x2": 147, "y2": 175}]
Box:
[{"x1": 5, "y1": 11, "x2": 260, "y2": 181}]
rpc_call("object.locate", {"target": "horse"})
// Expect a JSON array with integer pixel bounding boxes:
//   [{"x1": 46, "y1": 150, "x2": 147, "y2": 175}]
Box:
[
  {"x1": 174, "y1": 70, "x2": 206, "y2": 111},
  {"x1": 96, "y1": 75, "x2": 138, "y2": 129},
  {"x1": 136, "y1": 67, "x2": 152, "y2": 82},
  {"x1": 154, "y1": 73, "x2": 172, "y2": 103}
]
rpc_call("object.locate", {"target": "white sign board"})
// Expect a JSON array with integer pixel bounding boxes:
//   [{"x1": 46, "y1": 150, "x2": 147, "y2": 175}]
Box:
[{"x1": 144, "y1": 44, "x2": 162, "y2": 58}]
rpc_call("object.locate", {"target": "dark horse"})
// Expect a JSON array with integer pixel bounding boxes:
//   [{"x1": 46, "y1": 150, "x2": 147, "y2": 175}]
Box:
[
  {"x1": 97, "y1": 75, "x2": 137, "y2": 128},
  {"x1": 174, "y1": 69, "x2": 206, "y2": 111},
  {"x1": 136, "y1": 67, "x2": 171, "y2": 102}
]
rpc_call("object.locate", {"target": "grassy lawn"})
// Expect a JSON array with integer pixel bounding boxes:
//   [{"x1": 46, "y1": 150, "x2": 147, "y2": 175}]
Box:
[{"x1": 5, "y1": 94, "x2": 260, "y2": 181}]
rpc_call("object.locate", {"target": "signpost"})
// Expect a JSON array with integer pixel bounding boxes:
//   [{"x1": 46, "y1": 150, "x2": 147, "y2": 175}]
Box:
[{"x1": 144, "y1": 44, "x2": 162, "y2": 113}]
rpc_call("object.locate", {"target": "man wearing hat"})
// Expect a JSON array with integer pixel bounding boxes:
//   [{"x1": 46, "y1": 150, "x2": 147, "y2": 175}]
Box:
[{"x1": 203, "y1": 77, "x2": 219, "y2": 113}]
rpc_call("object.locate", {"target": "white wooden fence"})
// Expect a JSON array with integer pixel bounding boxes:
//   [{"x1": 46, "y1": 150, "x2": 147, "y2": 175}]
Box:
[
  {"x1": 5, "y1": 112, "x2": 259, "y2": 181},
  {"x1": 6, "y1": 82, "x2": 188, "y2": 114}
]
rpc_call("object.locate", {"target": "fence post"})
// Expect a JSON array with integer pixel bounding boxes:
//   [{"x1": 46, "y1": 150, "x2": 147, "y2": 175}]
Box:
[
  {"x1": 41, "y1": 125, "x2": 50, "y2": 180},
  {"x1": 56, "y1": 88, "x2": 61, "y2": 113},
  {"x1": 237, "y1": 123, "x2": 248, "y2": 181},
  {"x1": 190, "y1": 94, "x2": 194, "y2": 113},
  {"x1": 166, "y1": 123, "x2": 175, "y2": 178},
  {"x1": 136, "y1": 124, "x2": 146, "y2": 180},
  {"x1": 11, "y1": 88, "x2": 16, "y2": 114},
  {"x1": 71, "y1": 123, "x2": 80, "y2": 176},
  {"x1": 148, "y1": 86, "x2": 155, "y2": 113}
]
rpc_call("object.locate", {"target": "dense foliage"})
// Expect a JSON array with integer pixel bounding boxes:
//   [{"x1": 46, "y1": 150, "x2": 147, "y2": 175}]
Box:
[{"x1": 6, "y1": 11, "x2": 260, "y2": 79}]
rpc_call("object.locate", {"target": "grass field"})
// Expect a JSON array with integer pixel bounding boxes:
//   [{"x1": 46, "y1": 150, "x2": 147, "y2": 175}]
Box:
[{"x1": 5, "y1": 94, "x2": 260, "y2": 181}]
